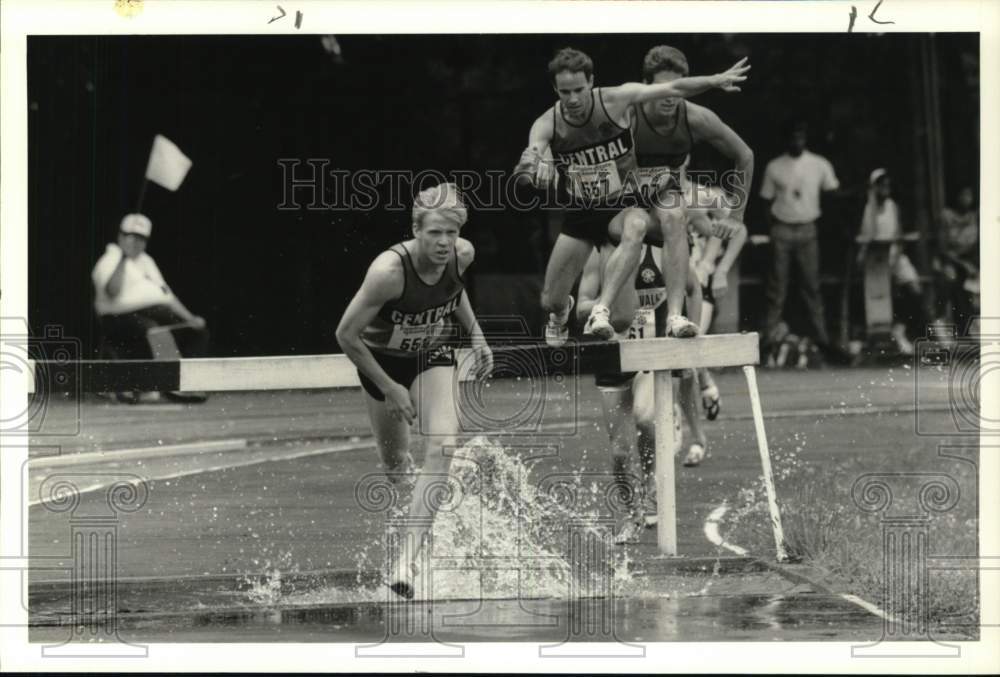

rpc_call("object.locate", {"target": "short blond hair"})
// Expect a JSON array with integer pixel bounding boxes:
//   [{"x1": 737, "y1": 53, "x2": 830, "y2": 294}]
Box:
[{"x1": 411, "y1": 182, "x2": 468, "y2": 229}]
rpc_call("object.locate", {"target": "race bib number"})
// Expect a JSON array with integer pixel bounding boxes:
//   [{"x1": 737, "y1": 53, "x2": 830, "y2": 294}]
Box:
[
  {"x1": 386, "y1": 321, "x2": 445, "y2": 352},
  {"x1": 627, "y1": 307, "x2": 657, "y2": 340},
  {"x1": 636, "y1": 166, "x2": 681, "y2": 194},
  {"x1": 567, "y1": 160, "x2": 622, "y2": 201}
]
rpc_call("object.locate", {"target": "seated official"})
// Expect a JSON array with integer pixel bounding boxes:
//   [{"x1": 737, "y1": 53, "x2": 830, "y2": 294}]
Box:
[{"x1": 92, "y1": 213, "x2": 209, "y2": 401}]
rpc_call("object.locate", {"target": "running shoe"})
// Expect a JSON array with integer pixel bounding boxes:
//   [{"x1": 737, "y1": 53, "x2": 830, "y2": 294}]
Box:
[
  {"x1": 667, "y1": 314, "x2": 699, "y2": 338},
  {"x1": 544, "y1": 295, "x2": 574, "y2": 347},
  {"x1": 683, "y1": 442, "x2": 707, "y2": 467},
  {"x1": 583, "y1": 304, "x2": 614, "y2": 339},
  {"x1": 614, "y1": 517, "x2": 645, "y2": 545},
  {"x1": 388, "y1": 559, "x2": 417, "y2": 600}
]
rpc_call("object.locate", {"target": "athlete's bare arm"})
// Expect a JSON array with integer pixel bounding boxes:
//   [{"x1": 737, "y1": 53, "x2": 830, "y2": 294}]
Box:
[
  {"x1": 602, "y1": 57, "x2": 750, "y2": 110},
  {"x1": 687, "y1": 102, "x2": 754, "y2": 222},
  {"x1": 716, "y1": 222, "x2": 747, "y2": 273},
  {"x1": 516, "y1": 111, "x2": 556, "y2": 187},
  {"x1": 453, "y1": 238, "x2": 493, "y2": 377},
  {"x1": 452, "y1": 238, "x2": 482, "y2": 336},
  {"x1": 456, "y1": 237, "x2": 476, "y2": 275},
  {"x1": 335, "y1": 252, "x2": 406, "y2": 398},
  {"x1": 698, "y1": 222, "x2": 747, "y2": 298}
]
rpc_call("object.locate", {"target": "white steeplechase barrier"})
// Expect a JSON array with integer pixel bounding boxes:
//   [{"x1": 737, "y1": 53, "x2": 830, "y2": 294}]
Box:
[{"x1": 29, "y1": 332, "x2": 787, "y2": 560}]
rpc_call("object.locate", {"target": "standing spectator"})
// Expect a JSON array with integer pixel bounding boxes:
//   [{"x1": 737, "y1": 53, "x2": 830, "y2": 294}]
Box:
[
  {"x1": 855, "y1": 168, "x2": 928, "y2": 354},
  {"x1": 92, "y1": 213, "x2": 209, "y2": 401},
  {"x1": 759, "y1": 120, "x2": 839, "y2": 362},
  {"x1": 933, "y1": 186, "x2": 979, "y2": 336}
]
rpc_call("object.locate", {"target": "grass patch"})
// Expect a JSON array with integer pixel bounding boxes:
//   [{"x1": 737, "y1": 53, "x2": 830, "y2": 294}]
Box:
[{"x1": 723, "y1": 437, "x2": 980, "y2": 639}]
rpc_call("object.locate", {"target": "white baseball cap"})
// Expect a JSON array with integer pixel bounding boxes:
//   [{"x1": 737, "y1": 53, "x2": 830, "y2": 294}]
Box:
[
  {"x1": 120, "y1": 213, "x2": 152, "y2": 238},
  {"x1": 869, "y1": 168, "x2": 888, "y2": 185}
]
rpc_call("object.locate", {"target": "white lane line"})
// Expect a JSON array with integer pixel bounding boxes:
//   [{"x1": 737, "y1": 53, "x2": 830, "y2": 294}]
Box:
[
  {"x1": 30, "y1": 438, "x2": 248, "y2": 468},
  {"x1": 841, "y1": 593, "x2": 894, "y2": 622},
  {"x1": 703, "y1": 501, "x2": 898, "y2": 624},
  {"x1": 28, "y1": 440, "x2": 373, "y2": 508},
  {"x1": 703, "y1": 503, "x2": 748, "y2": 556}
]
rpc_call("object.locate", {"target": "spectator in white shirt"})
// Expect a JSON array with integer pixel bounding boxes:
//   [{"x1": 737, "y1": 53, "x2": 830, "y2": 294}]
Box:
[
  {"x1": 759, "y1": 120, "x2": 839, "y2": 360},
  {"x1": 92, "y1": 213, "x2": 209, "y2": 365},
  {"x1": 856, "y1": 168, "x2": 927, "y2": 354}
]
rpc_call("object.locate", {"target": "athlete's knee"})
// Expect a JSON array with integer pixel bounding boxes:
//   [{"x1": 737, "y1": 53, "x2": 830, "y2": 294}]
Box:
[
  {"x1": 620, "y1": 208, "x2": 652, "y2": 244},
  {"x1": 659, "y1": 211, "x2": 688, "y2": 245}
]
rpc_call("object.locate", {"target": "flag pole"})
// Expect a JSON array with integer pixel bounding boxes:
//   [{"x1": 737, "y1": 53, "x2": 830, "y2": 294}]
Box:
[{"x1": 136, "y1": 176, "x2": 149, "y2": 212}]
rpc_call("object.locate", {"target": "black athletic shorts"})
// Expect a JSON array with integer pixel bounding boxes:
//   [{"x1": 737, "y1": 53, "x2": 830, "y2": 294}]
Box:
[
  {"x1": 560, "y1": 189, "x2": 653, "y2": 246},
  {"x1": 358, "y1": 345, "x2": 456, "y2": 401},
  {"x1": 561, "y1": 205, "x2": 627, "y2": 246}
]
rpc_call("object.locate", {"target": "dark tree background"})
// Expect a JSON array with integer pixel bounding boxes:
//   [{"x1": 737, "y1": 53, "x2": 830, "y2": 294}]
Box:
[{"x1": 27, "y1": 33, "x2": 978, "y2": 356}]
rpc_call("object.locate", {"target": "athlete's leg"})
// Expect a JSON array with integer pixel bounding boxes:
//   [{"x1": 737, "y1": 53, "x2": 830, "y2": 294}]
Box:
[
  {"x1": 679, "y1": 370, "x2": 708, "y2": 467},
  {"x1": 597, "y1": 244, "x2": 640, "y2": 334},
  {"x1": 699, "y1": 297, "x2": 714, "y2": 335},
  {"x1": 590, "y1": 208, "x2": 651, "y2": 338},
  {"x1": 652, "y1": 199, "x2": 697, "y2": 337},
  {"x1": 364, "y1": 393, "x2": 414, "y2": 484},
  {"x1": 685, "y1": 263, "x2": 703, "y2": 331},
  {"x1": 632, "y1": 372, "x2": 661, "y2": 527},
  {"x1": 598, "y1": 385, "x2": 641, "y2": 516},
  {"x1": 601, "y1": 380, "x2": 646, "y2": 543},
  {"x1": 389, "y1": 364, "x2": 460, "y2": 598},
  {"x1": 541, "y1": 234, "x2": 592, "y2": 314},
  {"x1": 542, "y1": 234, "x2": 593, "y2": 345}
]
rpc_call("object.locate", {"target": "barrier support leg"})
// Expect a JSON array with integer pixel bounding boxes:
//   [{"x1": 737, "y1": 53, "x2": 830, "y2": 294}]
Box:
[
  {"x1": 742, "y1": 365, "x2": 789, "y2": 562},
  {"x1": 653, "y1": 369, "x2": 677, "y2": 556}
]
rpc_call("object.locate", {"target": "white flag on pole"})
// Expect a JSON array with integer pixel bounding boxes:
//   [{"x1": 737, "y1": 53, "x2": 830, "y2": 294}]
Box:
[{"x1": 145, "y1": 134, "x2": 192, "y2": 191}]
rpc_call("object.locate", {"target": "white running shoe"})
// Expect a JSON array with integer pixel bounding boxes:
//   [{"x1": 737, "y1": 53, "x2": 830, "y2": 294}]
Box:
[
  {"x1": 583, "y1": 304, "x2": 615, "y2": 339},
  {"x1": 683, "y1": 442, "x2": 707, "y2": 467},
  {"x1": 642, "y1": 486, "x2": 658, "y2": 528},
  {"x1": 667, "y1": 315, "x2": 699, "y2": 338},
  {"x1": 388, "y1": 559, "x2": 417, "y2": 600},
  {"x1": 614, "y1": 517, "x2": 644, "y2": 545},
  {"x1": 544, "y1": 295, "x2": 574, "y2": 347}
]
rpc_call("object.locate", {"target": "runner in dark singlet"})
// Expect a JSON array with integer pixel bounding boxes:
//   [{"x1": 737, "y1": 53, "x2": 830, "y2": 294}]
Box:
[
  {"x1": 578, "y1": 243, "x2": 710, "y2": 542},
  {"x1": 632, "y1": 45, "x2": 755, "y2": 419},
  {"x1": 514, "y1": 47, "x2": 750, "y2": 346},
  {"x1": 336, "y1": 182, "x2": 492, "y2": 600}
]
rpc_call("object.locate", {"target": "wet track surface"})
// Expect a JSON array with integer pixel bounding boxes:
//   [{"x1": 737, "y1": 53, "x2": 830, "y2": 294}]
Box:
[
  {"x1": 24, "y1": 366, "x2": 969, "y2": 642},
  {"x1": 30, "y1": 591, "x2": 882, "y2": 643}
]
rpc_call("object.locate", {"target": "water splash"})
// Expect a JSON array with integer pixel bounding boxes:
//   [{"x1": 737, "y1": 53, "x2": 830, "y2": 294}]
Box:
[
  {"x1": 278, "y1": 436, "x2": 650, "y2": 605},
  {"x1": 246, "y1": 436, "x2": 725, "y2": 607},
  {"x1": 242, "y1": 550, "x2": 297, "y2": 606}
]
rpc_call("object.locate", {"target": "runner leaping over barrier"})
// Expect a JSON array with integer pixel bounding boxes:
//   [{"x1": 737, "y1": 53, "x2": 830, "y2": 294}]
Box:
[{"x1": 29, "y1": 331, "x2": 788, "y2": 561}]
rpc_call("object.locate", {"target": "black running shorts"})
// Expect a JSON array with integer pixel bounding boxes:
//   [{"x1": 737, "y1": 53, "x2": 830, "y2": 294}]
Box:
[{"x1": 358, "y1": 345, "x2": 456, "y2": 401}]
